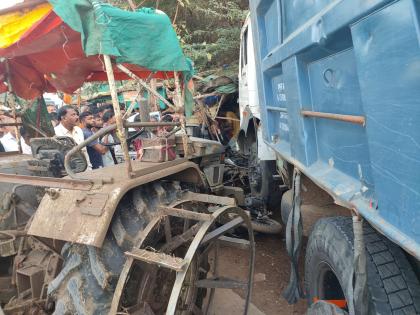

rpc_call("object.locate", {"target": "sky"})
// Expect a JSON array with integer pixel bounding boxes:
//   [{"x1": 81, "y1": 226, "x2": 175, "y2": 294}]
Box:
[{"x1": 0, "y1": 0, "x2": 24, "y2": 10}]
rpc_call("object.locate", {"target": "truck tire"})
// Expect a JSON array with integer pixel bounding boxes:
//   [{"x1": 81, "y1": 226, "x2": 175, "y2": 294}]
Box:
[
  {"x1": 48, "y1": 181, "x2": 185, "y2": 314},
  {"x1": 305, "y1": 216, "x2": 420, "y2": 314},
  {"x1": 280, "y1": 189, "x2": 293, "y2": 225}
]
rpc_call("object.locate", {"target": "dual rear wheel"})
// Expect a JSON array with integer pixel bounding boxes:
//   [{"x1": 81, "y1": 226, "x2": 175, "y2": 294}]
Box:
[{"x1": 305, "y1": 217, "x2": 420, "y2": 314}]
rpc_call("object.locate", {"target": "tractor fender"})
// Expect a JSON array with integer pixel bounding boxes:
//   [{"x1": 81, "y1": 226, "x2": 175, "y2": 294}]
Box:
[{"x1": 28, "y1": 159, "x2": 205, "y2": 248}]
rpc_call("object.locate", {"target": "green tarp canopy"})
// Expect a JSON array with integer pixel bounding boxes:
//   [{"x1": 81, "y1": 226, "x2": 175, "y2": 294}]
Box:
[
  {"x1": 49, "y1": 0, "x2": 194, "y2": 116},
  {"x1": 49, "y1": 0, "x2": 191, "y2": 72}
]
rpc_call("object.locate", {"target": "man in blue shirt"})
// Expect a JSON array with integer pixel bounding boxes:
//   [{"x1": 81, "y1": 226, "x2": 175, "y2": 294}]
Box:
[{"x1": 79, "y1": 111, "x2": 108, "y2": 169}]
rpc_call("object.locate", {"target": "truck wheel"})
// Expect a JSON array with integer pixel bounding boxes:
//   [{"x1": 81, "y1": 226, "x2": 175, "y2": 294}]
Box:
[
  {"x1": 280, "y1": 189, "x2": 293, "y2": 225},
  {"x1": 48, "y1": 181, "x2": 183, "y2": 314},
  {"x1": 305, "y1": 217, "x2": 420, "y2": 314}
]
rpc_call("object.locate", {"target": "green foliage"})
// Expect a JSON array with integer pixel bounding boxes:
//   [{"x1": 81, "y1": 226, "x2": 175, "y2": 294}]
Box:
[{"x1": 109, "y1": 0, "x2": 248, "y2": 72}]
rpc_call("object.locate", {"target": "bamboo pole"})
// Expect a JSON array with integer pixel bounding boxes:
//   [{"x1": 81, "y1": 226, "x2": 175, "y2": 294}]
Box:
[
  {"x1": 116, "y1": 64, "x2": 177, "y2": 111},
  {"x1": 103, "y1": 55, "x2": 133, "y2": 178},
  {"x1": 4, "y1": 61, "x2": 21, "y2": 153},
  {"x1": 127, "y1": 0, "x2": 136, "y2": 10},
  {"x1": 149, "y1": 79, "x2": 158, "y2": 112},
  {"x1": 173, "y1": 71, "x2": 183, "y2": 110}
]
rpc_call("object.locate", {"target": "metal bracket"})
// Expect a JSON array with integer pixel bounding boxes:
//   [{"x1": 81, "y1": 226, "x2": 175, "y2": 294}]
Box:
[{"x1": 74, "y1": 193, "x2": 108, "y2": 216}]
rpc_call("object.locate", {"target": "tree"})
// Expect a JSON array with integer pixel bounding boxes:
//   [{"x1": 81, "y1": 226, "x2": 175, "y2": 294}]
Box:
[{"x1": 110, "y1": 0, "x2": 248, "y2": 72}]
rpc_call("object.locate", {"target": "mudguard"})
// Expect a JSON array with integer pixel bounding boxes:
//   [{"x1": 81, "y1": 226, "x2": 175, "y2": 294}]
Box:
[
  {"x1": 239, "y1": 105, "x2": 254, "y2": 137},
  {"x1": 28, "y1": 159, "x2": 205, "y2": 247}
]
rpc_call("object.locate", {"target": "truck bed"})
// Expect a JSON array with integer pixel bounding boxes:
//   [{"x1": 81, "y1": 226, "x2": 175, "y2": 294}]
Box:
[{"x1": 249, "y1": 0, "x2": 420, "y2": 258}]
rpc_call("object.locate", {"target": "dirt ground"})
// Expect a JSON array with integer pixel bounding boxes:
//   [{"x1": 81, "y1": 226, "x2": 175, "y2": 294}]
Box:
[{"x1": 212, "y1": 233, "x2": 308, "y2": 315}]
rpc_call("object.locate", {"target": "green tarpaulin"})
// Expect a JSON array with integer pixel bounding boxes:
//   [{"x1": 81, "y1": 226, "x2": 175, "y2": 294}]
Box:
[
  {"x1": 21, "y1": 97, "x2": 55, "y2": 138},
  {"x1": 49, "y1": 0, "x2": 189, "y2": 72},
  {"x1": 49, "y1": 0, "x2": 194, "y2": 116}
]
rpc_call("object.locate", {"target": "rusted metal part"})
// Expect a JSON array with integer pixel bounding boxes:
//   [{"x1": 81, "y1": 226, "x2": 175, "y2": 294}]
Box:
[
  {"x1": 125, "y1": 249, "x2": 186, "y2": 272},
  {"x1": 5, "y1": 235, "x2": 63, "y2": 312},
  {"x1": 158, "y1": 206, "x2": 213, "y2": 221},
  {"x1": 104, "y1": 55, "x2": 133, "y2": 178},
  {"x1": 183, "y1": 191, "x2": 236, "y2": 206},
  {"x1": 223, "y1": 186, "x2": 245, "y2": 206},
  {"x1": 110, "y1": 214, "x2": 164, "y2": 314},
  {"x1": 63, "y1": 121, "x2": 180, "y2": 180},
  {"x1": 195, "y1": 277, "x2": 247, "y2": 290},
  {"x1": 167, "y1": 206, "x2": 255, "y2": 315},
  {"x1": 301, "y1": 110, "x2": 366, "y2": 126},
  {"x1": 201, "y1": 217, "x2": 244, "y2": 245},
  {"x1": 28, "y1": 160, "x2": 205, "y2": 247},
  {"x1": 218, "y1": 236, "x2": 250, "y2": 250},
  {"x1": 75, "y1": 193, "x2": 109, "y2": 216},
  {"x1": 160, "y1": 223, "x2": 201, "y2": 254},
  {"x1": 0, "y1": 173, "x2": 93, "y2": 190},
  {"x1": 116, "y1": 64, "x2": 177, "y2": 111},
  {"x1": 109, "y1": 203, "x2": 255, "y2": 315}
]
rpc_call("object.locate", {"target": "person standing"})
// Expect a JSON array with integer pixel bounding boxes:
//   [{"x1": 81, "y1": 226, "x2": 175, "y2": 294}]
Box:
[
  {"x1": 54, "y1": 105, "x2": 90, "y2": 167},
  {"x1": 79, "y1": 111, "x2": 108, "y2": 169},
  {"x1": 0, "y1": 116, "x2": 31, "y2": 154},
  {"x1": 101, "y1": 110, "x2": 118, "y2": 167}
]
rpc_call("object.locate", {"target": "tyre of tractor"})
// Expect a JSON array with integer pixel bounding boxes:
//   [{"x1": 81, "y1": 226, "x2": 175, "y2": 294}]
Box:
[
  {"x1": 251, "y1": 217, "x2": 282, "y2": 234},
  {"x1": 48, "y1": 181, "x2": 183, "y2": 314},
  {"x1": 305, "y1": 216, "x2": 420, "y2": 314}
]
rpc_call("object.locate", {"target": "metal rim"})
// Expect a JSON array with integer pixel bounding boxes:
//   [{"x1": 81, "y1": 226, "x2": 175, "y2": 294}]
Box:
[{"x1": 110, "y1": 200, "x2": 255, "y2": 315}]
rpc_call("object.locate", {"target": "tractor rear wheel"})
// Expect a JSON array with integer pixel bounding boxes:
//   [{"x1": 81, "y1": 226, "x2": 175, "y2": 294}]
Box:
[
  {"x1": 48, "y1": 181, "x2": 182, "y2": 314},
  {"x1": 49, "y1": 181, "x2": 255, "y2": 314}
]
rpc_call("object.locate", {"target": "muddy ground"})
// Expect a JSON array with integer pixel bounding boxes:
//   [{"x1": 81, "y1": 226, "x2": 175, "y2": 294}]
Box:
[{"x1": 211, "y1": 233, "x2": 308, "y2": 315}]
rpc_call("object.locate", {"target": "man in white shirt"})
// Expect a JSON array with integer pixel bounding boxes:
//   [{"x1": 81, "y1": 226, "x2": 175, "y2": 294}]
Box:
[
  {"x1": 0, "y1": 116, "x2": 31, "y2": 154},
  {"x1": 54, "y1": 105, "x2": 91, "y2": 167}
]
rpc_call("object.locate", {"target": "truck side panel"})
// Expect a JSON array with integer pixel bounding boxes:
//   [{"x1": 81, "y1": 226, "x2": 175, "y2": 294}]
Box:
[{"x1": 250, "y1": 0, "x2": 420, "y2": 258}]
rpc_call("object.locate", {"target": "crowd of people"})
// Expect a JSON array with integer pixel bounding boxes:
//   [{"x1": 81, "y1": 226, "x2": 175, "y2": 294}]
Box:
[
  {"x1": 53, "y1": 103, "x2": 122, "y2": 169},
  {"x1": 0, "y1": 103, "x2": 126, "y2": 170}
]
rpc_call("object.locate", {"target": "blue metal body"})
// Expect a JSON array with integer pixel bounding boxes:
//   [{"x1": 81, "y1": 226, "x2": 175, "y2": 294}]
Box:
[{"x1": 249, "y1": 0, "x2": 420, "y2": 258}]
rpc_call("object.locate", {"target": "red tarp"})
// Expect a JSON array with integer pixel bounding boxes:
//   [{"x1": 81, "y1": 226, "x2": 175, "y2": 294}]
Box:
[{"x1": 0, "y1": 10, "x2": 174, "y2": 100}]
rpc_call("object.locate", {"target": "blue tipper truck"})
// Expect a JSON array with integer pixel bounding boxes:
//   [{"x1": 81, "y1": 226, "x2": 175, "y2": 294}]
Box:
[{"x1": 249, "y1": 0, "x2": 420, "y2": 314}]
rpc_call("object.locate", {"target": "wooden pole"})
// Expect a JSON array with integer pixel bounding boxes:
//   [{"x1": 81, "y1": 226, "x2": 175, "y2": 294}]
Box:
[
  {"x1": 127, "y1": 0, "x2": 136, "y2": 10},
  {"x1": 149, "y1": 79, "x2": 158, "y2": 112},
  {"x1": 4, "y1": 61, "x2": 21, "y2": 153},
  {"x1": 103, "y1": 55, "x2": 133, "y2": 178},
  {"x1": 116, "y1": 64, "x2": 177, "y2": 111},
  {"x1": 139, "y1": 97, "x2": 150, "y2": 123},
  {"x1": 173, "y1": 71, "x2": 183, "y2": 110}
]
